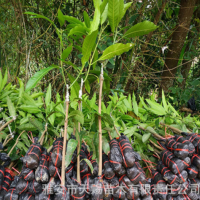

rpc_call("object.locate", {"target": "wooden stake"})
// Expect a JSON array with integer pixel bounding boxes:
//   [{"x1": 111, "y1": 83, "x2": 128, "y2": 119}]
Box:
[
  {"x1": 39, "y1": 123, "x2": 48, "y2": 145},
  {"x1": 61, "y1": 85, "x2": 69, "y2": 187},
  {"x1": 114, "y1": 125, "x2": 121, "y2": 137},
  {"x1": 98, "y1": 65, "x2": 104, "y2": 176},
  {"x1": 0, "y1": 117, "x2": 16, "y2": 132},
  {"x1": 8, "y1": 130, "x2": 25, "y2": 156},
  {"x1": 77, "y1": 78, "x2": 83, "y2": 184},
  {"x1": 108, "y1": 131, "x2": 112, "y2": 140}
]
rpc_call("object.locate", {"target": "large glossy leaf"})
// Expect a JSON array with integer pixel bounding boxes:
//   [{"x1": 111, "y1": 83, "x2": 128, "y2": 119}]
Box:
[
  {"x1": 102, "y1": 136, "x2": 110, "y2": 154},
  {"x1": 123, "y1": 21, "x2": 158, "y2": 38},
  {"x1": 142, "y1": 133, "x2": 151, "y2": 143},
  {"x1": 25, "y1": 66, "x2": 57, "y2": 92},
  {"x1": 65, "y1": 139, "x2": 78, "y2": 168},
  {"x1": 57, "y1": 9, "x2": 65, "y2": 27},
  {"x1": 118, "y1": 2, "x2": 132, "y2": 24},
  {"x1": 99, "y1": 43, "x2": 133, "y2": 60},
  {"x1": 68, "y1": 26, "x2": 89, "y2": 37},
  {"x1": 83, "y1": 11, "x2": 90, "y2": 28},
  {"x1": 61, "y1": 45, "x2": 73, "y2": 60},
  {"x1": 90, "y1": 0, "x2": 101, "y2": 33},
  {"x1": 81, "y1": 30, "x2": 98, "y2": 66},
  {"x1": 117, "y1": 0, "x2": 124, "y2": 24},
  {"x1": 82, "y1": 158, "x2": 94, "y2": 174},
  {"x1": 7, "y1": 96, "x2": 16, "y2": 117},
  {"x1": 108, "y1": 0, "x2": 119, "y2": 32},
  {"x1": 19, "y1": 105, "x2": 41, "y2": 113},
  {"x1": 101, "y1": 4, "x2": 108, "y2": 25},
  {"x1": 25, "y1": 66, "x2": 58, "y2": 92}
]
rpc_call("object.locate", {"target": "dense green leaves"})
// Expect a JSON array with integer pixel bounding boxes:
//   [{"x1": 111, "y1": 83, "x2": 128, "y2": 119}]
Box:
[
  {"x1": 83, "y1": 11, "x2": 90, "y2": 28},
  {"x1": 61, "y1": 45, "x2": 73, "y2": 60}
]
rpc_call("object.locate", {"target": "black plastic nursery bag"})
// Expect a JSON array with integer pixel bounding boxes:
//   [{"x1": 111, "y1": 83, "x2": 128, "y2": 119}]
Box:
[
  {"x1": 21, "y1": 167, "x2": 35, "y2": 181},
  {"x1": 19, "y1": 193, "x2": 35, "y2": 200},
  {"x1": 102, "y1": 152, "x2": 115, "y2": 180},
  {"x1": 51, "y1": 138, "x2": 63, "y2": 167},
  {"x1": 28, "y1": 179, "x2": 43, "y2": 194}
]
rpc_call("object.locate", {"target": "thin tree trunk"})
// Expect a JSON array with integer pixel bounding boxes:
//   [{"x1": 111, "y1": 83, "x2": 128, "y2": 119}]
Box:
[{"x1": 160, "y1": 0, "x2": 196, "y2": 93}]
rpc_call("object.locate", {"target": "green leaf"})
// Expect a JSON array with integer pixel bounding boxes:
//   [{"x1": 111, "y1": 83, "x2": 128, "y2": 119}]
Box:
[
  {"x1": 29, "y1": 117, "x2": 44, "y2": 132},
  {"x1": 101, "y1": 4, "x2": 108, "y2": 25},
  {"x1": 81, "y1": 30, "x2": 98, "y2": 66},
  {"x1": 99, "y1": 43, "x2": 133, "y2": 60},
  {"x1": 83, "y1": 11, "x2": 90, "y2": 28},
  {"x1": 123, "y1": 98, "x2": 132, "y2": 111},
  {"x1": 108, "y1": 0, "x2": 119, "y2": 32},
  {"x1": 85, "y1": 79, "x2": 91, "y2": 94},
  {"x1": 68, "y1": 25, "x2": 88, "y2": 37},
  {"x1": 90, "y1": 0, "x2": 101, "y2": 33},
  {"x1": 17, "y1": 78, "x2": 24, "y2": 105},
  {"x1": 64, "y1": 15, "x2": 84, "y2": 26},
  {"x1": 162, "y1": 90, "x2": 168, "y2": 112},
  {"x1": 117, "y1": 0, "x2": 124, "y2": 24},
  {"x1": 19, "y1": 105, "x2": 41, "y2": 113},
  {"x1": 82, "y1": 158, "x2": 94, "y2": 174},
  {"x1": 102, "y1": 113, "x2": 114, "y2": 126},
  {"x1": 146, "y1": 99, "x2": 166, "y2": 116},
  {"x1": 45, "y1": 84, "x2": 51, "y2": 107},
  {"x1": 48, "y1": 102, "x2": 56, "y2": 126},
  {"x1": 92, "y1": 49, "x2": 98, "y2": 69},
  {"x1": 25, "y1": 66, "x2": 58, "y2": 92},
  {"x1": 102, "y1": 136, "x2": 110, "y2": 154},
  {"x1": 7, "y1": 96, "x2": 16, "y2": 118},
  {"x1": 142, "y1": 133, "x2": 151, "y2": 143},
  {"x1": 68, "y1": 110, "x2": 84, "y2": 125},
  {"x1": 132, "y1": 92, "x2": 138, "y2": 116},
  {"x1": 121, "y1": 2, "x2": 132, "y2": 20},
  {"x1": 62, "y1": 45, "x2": 73, "y2": 60},
  {"x1": 100, "y1": 0, "x2": 108, "y2": 14},
  {"x1": 65, "y1": 139, "x2": 78, "y2": 168},
  {"x1": 18, "y1": 123, "x2": 38, "y2": 131},
  {"x1": 57, "y1": 9, "x2": 65, "y2": 27},
  {"x1": 67, "y1": 73, "x2": 80, "y2": 100},
  {"x1": 123, "y1": 21, "x2": 158, "y2": 38},
  {"x1": 0, "y1": 69, "x2": 7, "y2": 91}
]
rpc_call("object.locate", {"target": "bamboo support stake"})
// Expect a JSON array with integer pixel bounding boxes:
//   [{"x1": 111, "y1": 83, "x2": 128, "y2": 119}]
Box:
[
  {"x1": 108, "y1": 131, "x2": 112, "y2": 140},
  {"x1": 0, "y1": 117, "x2": 16, "y2": 132},
  {"x1": 8, "y1": 130, "x2": 25, "y2": 156},
  {"x1": 114, "y1": 125, "x2": 121, "y2": 137},
  {"x1": 61, "y1": 85, "x2": 70, "y2": 187},
  {"x1": 77, "y1": 78, "x2": 83, "y2": 184},
  {"x1": 39, "y1": 123, "x2": 48, "y2": 145},
  {"x1": 98, "y1": 65, "x2": 104, "y2": 176}
]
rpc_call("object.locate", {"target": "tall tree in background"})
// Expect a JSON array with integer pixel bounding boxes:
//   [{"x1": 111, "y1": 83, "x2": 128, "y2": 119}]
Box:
[{"x1": 160, "y1": 0, "x2": 197, "y2": 93}]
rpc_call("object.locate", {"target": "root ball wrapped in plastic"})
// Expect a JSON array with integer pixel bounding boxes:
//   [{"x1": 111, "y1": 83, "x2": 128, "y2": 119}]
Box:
[
  {"x1": 91, "y1": 176, "x2": 104, "y2": 200},
  {"x1": 51, "y1": 138, "x2": 63, "y2": 167},
  {"x1": 65, "y1": 164, "x2": 74, "y2": 186},
  {"x1": 0, "y1": 152, "x2": 11, "y2": 167},
  {"x1": 165, "y1": 138, "x2": 189, "y2": 159},
  {"x1": 127, "y1": 162, "x2": 146, "y2": 184},
  {"x1": 109, "y1": 139, "x2": 123, "y2": 173},
  {"x1": 174, "y1": 135, "x2": 195, "y2": 156},
  {"x1": 82, "y1": 173, "x2": 94, "y2": 199},
  {"x1": 157, "y1": 161, "x2": 180, "y2": 184},
  {"x1": 70, "y1": 183, "x2": 86, "y2": 200},
  {"x1": 102, "y1": 178, "x2": 112, "y2": 200},
  {"x1": 160, "y1": 150, "x2": 184, "y2": 174},
  {"x1": 23, "y1": 143, "x2": 42, "y2": 169},
  {"x1": 78, "y1": 149, "x2": 89, "y2": 175},
  {"x1": 21, "y1": 167, "x2": 35, "y2": 181},
  {"x1": 118, "y1": 134, "x2": 136, "y2": 168},
  {"x1": 0, "y1": 165, "x2": 5, "y2": 188},
  {"x1": 88, "y1": 151, "x2": 98, "y2": 177},
  {"x1": 102, "y1": 152, "x2": 115, "y2": 180},
  {"x1": 178, "y1": 170, "x2": 188, "y2": 183},
  {"x1": 119, "y1": 175, "x2": 140, "y2": 200},
  {"x1": 49, "y1": 152, "x2": 60, "y2": 178},
  {"x1": 116, "y1": 165, "x2": 126, "y2": 177},
  {"x1": 15, "y1": 178, "x2": 29, "y2": 194},
  {"x1": 54, "y1": 187, "x2": 70, "y2": 200},
  {"x1": 19, "y1": 193, "x2": 35, "y2": 200},
  {"x1": 192, "y1": 154, "x2": 200, "y2": 169},
  {"x1": 187, "y1": 165, "x2": 198, "y2": 179},
  {"x1": 35, "y1": 193, "x2": 53, "y2": 200},
  {"x1": 0, "y1": 168, "x2": 13, "y2": 195},
  {"x1": 35, "y1": 148, "x2": 49, "y2": 183},
  {"x1": 28, "y1": 179, "x2": 43, "y2": 194},
  {"x1": 3, "y1": 188, "x2": 19, "y2": 200},
  {"x1": 173, "y1": 194, "x2": 190, "y2": 200}
]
